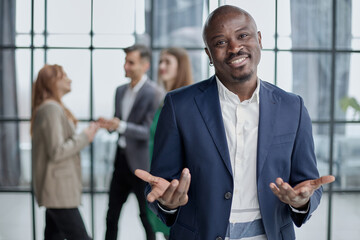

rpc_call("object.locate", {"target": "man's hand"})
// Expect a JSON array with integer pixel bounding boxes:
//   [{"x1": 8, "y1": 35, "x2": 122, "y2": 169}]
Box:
[
  {"x1": 135, "y1": 168, "x2": 191, "y2": 210},
  {"x1": 97, "y1": 117, "x2": 120, "y2": 131},
  {"x1": 269, "y1": 175, "x2": 335, "y2": 209}
]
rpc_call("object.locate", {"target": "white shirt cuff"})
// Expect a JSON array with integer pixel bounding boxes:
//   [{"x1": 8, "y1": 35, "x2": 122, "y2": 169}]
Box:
[
  {"x1": 157, "y1": 202, "x2": 178, "y2": 214},
  {"x1": 289, "y1": 203, "x2": 309, "y2": 214},
  {"x1": 117, "y1": 121, "x2": 127, "y2": 133}
]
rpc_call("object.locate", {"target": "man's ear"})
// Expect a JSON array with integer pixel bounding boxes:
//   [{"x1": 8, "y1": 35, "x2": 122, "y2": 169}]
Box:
[
  {"x1": 204, "y1": 48, "x2": 213, "y2": 63},
  {"x1": 142, "y1": 60, "x2": 150, "y2": 73},
  {"x1": 257, "y1": 31, "x2": 263, "y2": 49}
]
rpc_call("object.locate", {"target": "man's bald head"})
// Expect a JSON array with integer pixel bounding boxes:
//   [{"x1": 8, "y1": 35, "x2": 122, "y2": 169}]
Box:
[{"x1": 202, "y1": 5, "x2": 257, "y2": 47}]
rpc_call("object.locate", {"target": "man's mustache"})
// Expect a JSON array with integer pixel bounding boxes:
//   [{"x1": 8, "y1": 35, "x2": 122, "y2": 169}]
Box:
[{"x1": 226, "y1": 50, "x2": 249, "y2": 62}]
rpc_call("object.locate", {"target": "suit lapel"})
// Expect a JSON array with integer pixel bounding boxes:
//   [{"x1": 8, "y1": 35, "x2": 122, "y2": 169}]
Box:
[
  {"x1": 116, "y1": 86, "x2": 127, "y2": 119},
  {"x1": 257, "y1": 81, "x2": 280, "y2": 179},
  {"x1": 194, "y1": 77, "x2": 233, "y2": 177}
]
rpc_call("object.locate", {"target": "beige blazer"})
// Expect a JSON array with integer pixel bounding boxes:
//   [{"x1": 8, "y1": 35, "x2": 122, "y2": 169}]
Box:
[{"x1": 32, "y1": 100, "x2": 89, "y2": 208}]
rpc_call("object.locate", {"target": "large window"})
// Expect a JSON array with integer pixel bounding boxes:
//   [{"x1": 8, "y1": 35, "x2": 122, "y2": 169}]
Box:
[{"x1": 0, "y1": 0, "x2": 359, "y2": 239}]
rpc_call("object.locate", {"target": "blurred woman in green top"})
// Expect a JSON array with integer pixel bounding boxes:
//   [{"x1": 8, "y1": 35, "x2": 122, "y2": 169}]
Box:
[{"x1": 148, "y1": 47, "x2": 193, "y2": 239}]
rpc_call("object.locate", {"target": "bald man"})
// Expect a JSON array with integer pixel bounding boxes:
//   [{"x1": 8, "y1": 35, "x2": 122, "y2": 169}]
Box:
[{"x1": 136, "y1": 5, "x2": 334, "y2": 240}]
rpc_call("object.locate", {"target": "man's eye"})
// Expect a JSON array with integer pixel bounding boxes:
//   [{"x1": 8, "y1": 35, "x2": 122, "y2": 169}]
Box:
[
  {"x1": 240, "y1": 34, "x2": 248, "y2": 38},
  {"x1": 216, "y1": 40, "x2": 226, "y2": 46}
]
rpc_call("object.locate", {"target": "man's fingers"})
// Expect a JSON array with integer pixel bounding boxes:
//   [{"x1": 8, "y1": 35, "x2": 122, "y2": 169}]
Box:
[
  {"x1": 134, "y1": 169, "x2": 158, "y2": 185},
  {"x1": 312, "y1": 175, "x2": 335, "y2": 186}
]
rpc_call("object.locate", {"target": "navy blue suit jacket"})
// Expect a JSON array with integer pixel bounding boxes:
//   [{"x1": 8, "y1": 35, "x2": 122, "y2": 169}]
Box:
[{"x1": 147, "y1": 76, "x2": 322, "y2": 240}]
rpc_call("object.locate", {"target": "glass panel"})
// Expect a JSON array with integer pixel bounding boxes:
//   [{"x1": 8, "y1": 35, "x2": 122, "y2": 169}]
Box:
[
  {"x1": 277, "y1": 0, "x2": 292, "y2": 49},
  {"x1": 16, "y1": 0, "x2": 31, "y2": 33},
  {"x1": 15, "y1": 34, "x2": 31, "y2": 47},
  {"x1": 312, "y1": 124, "x2": 333, "y2": 185},
  {"x1": 47, "y1": 34, "x2": 91, "y2": 48},
  {"x1": 0, "y1": 122, "x2": 26, "y2": 189},
  {"x1": 332, "y1": 193, "x2": 360, "y2": 239},
  {"x1": 93, "y1": 129, "x2": 117, "y2": 191},
  {"x1": 93, "y1": 193, "x2": 147, "y2": 239},
  {"x1": 0, "y1": 193, "x2": 32, "y2": 240},
  {"x1": 334, "y1": 124, "x2": 360, "y2": 190},
  {"x1": 34, "y1": 0, "x2": 45, "y2": 34},
  {"x1": 350, "y1": 0, "x2": 360, "y2": 50},
  {"x1": 20, "y1": 122, "x2": 31, "y2": 189},
  {"x1": 47, "y1": 0, "x2": 91, "y2": 34},
  {"x1": 33, "y1": 49, "x2": 45, "y2": 78},
  {"x1": 34, "y1": 34, "x2": 45, "y2": 47},
  {"x1": 35, "y1": 204, "x2": 45, "y2": 239},
  {"x1": 295, "y1": 193, "x2": 328, "y2": 240},
  {"x1": 93, "y1": 0, "x2": 135, "y2": 34},
  {"x1": 258, "y1": 51, "x2": 274, "y2": 84},
  {"x1": 153, "y1": 0, "x2": 204, "y2": 48},
  {"x1": 15, "y1": 49, "x2": 31, "y2": 119},
  {"x1": 336, "y1": 0, "x2": 356, "y2": 50},
  {"x1": 335, "y1": 53, "x2": 360, "y2": 121},
  {"x1": 93, "y1": 49, "x2": 127, "y2": 119},
  {"x1": 80, "y1": 194, "x2": 93, "y2": 238},
  {"x1": 277, "y1": 52, "x2": 331, "y2": 121},
  {"x1": 224, "y1": 0, "x2": 275, "y2": 49},
  {"x1": 47, "y1": 50, "x2": 91, "y2": 119},
  {"x1": 93, "y1": 34, "x2": 135, "y2": 48},
  {"x1": 287, "y1": 0, "x2": 332, "y2": 50},
  {"x1": 77, "y1": 122, "x2": 92, "y2": 190}
]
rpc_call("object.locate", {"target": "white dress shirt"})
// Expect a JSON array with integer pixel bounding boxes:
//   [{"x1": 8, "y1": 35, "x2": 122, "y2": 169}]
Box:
[
  {"x1": 117, "y1": 75, "x2": 148, "y2": 148},
  {"x1": 216, "y1": 77, "x2": 267, "y2": 240}
]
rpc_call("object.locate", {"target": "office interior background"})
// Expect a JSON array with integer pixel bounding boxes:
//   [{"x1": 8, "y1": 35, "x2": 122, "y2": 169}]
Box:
[{"x1": 0, "y1": 0, "x2": 359, "y2": 239}]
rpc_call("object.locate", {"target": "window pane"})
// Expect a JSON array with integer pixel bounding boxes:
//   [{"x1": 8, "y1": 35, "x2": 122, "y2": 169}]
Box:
[
  {"x1": 225, "y1": 0, "x2": 275, "y2": 49},
  {"x1": 287, "y1": 0, "x2": 332, "y2": 50},
  {"x1": 93, "y1": 0, "x2": 135, "y2": 34},
  {"x1": 277, "y1": 52, "x2": 331, "y2": 121},
  {"x1": 93, "y1": 34, "x2": 135, "y2": 48},
  {"x1": 47, "y1": 0, "x2": 91, "y2": 34},
  {"x1": 47, "y1": 34, "x2": 90, "y2": 48},
  {"x1": 93, "y1": 49, "x2": 127, "y2": 119},
  {"x1": 16, "y1": 0, "x2": 31, "y2": 33},
  {"x1": 0, "y1": 193, "x2": 32, "y2": 240},
  {"x1": 336, "y1": 0, "x2": 357, "y2": 50},
  {"x1": 277, "y1": 0, "x2": 292, "y2": 49},
  {"x1": 258, "y1": 51, "x2": 274, "y2": 84},
  {"x1": 47, "y1": 50, "x2": 91, "y2": 119},
  {"x1": 334, "y1": 124, "x2": 360, "y2": 190},
  {"x1": 295, "y1": 193, "x2": 328, "y2": 239},
  {"x1": 313, "y1": 124, "x2": 333, "y2": 184},
  {"x1": 93, "y1": 130, "x2": 117, "y2": 191},
  {"x1": 335, "y1": 53, "x2": 360, "y2": 121},
  {"x1": 0, "y1": 122, "x2": 29, "y2": 189},
  {"x1": 15, "y1": 49, "x2": 31, "y2": 119},
  {"x1": 332, "y1": 193, "x2": 360, "y2": 239},
  {"x1": 153, "y1": 0, "x2": 204, "y2": 48},
  {"x1": 34, "y1": 0, "x2": 45, "y2": 34},
  {"x1": 79, "y1": 122, "x2": 92, "y2": 190}
]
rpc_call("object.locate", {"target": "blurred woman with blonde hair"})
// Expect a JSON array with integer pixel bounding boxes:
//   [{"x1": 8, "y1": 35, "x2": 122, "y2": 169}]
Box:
[
  {"x1": 147, "y1": 48, "x2": 194, "y2": 239},
  {"x1": 31, "y1": 64, "x2": 98, "y2": 240}
]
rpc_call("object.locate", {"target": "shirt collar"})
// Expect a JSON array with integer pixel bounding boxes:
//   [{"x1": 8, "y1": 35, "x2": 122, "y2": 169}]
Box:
[
  {"x1": 216, "y1": 76, "x2": 260, "y2": 105},
  {"x1": 130, "y1": 75, "x2": 148, "y2": 93}
]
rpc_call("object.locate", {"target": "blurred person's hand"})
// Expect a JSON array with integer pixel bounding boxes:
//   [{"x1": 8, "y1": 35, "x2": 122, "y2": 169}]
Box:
[
  {"x1": 97, "y1": 117, "x2": 120, "y2": 131},
  {"x1": 84, "y1": 122, "x2": 100, "y2": 142}
]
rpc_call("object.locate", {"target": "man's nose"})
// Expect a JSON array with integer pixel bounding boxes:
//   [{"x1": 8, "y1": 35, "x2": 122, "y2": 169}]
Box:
[{"x1": 228, "y1": 40, "x2": 243, "y2": 53}]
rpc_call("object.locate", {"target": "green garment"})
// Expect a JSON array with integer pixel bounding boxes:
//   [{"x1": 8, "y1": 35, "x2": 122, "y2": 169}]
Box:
[{"x1": 147, "y1": 107, "x2": 170, "y2": 236}]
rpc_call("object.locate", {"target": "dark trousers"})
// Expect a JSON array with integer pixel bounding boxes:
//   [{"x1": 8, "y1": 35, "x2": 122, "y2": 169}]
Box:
[
  {"x1": 44, "y1": 208, "x2": 91, "y2": 240},
  {"x1": 105, "y1": 148, "x2": 155, "y2": 240}
]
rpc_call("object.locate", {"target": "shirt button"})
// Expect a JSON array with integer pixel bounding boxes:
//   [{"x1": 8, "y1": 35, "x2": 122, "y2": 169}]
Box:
[
  {"x1": 224, "y1": 192, "x2": 232, "y2": 199},
  {"x1": 216, "y1": 237, "x2": 223, "y2": 240}
]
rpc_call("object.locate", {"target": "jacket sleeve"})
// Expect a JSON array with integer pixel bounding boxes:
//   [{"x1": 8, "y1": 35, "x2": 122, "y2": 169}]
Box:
[
  {"x1": 146, "y1": 93, "x2": 184, "y2": 226},
  {"x1": 123, "y1": 87, "x2": 162, "y2": 140},
  {"x1": 36, "y1": 103, "x2": 89, "y2": 163},
  {"x1": 290, "y1": 96, "x2": 322, "y2": 227}
]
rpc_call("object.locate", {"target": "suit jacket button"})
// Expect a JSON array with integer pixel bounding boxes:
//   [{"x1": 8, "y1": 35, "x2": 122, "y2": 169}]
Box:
[
  {"x1": 216, "y1": 237, "x2": 223, "y2": 240},
  {"x1": 224, "y1": 192, "x2": 232, "y2": 199}
]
